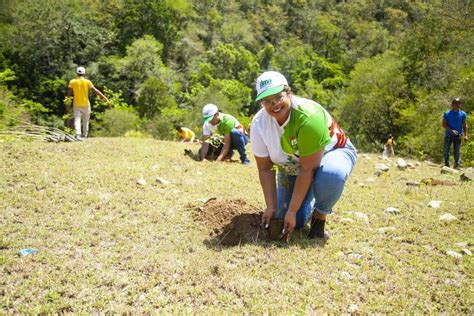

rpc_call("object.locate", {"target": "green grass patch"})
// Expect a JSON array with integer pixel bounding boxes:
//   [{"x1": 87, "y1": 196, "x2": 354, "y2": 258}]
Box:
[{"x1": 1, "y1": 138, "x2": 472, "y2": 313}]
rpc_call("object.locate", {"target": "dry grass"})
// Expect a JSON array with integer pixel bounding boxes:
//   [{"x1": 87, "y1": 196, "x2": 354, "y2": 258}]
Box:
[{"x1": 1, "y1": 137, "x2": 473, "y2": 313}]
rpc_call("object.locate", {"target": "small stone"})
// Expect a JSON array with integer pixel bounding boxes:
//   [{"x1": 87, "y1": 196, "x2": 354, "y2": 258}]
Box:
[
  {"x1": 156, "y1": 177, "x2": 171, "y2": 184},
  {"x1": 428, "y1": 200, "x2": 442, "y2": 208},
  {"x1": 439, "y1": 213, "x2": 457, "y2": 222},
  {"x1": 348, "y1": 304, "x2": 359, "y2": 313},
  {"x1": 378, "y1": 226, "x2": 396, "y2": 234},
  {"x1": 137, "y1": 177, "x2": 146, "y2": 185},
  {"x1": 460, "y1": 172, "x2": 474, "y2": 181},
  {"x1": 366, "y1": 177, "x2": 376, "y2": 183},
  {"x1": 461, "y1": 249, "x2": 472, "y2": 256},
  {"x1": 385, "y1": 207, "x2": 400, "y2": 214},
  {"x1": 151, "y1": 165, "x2": 159, "y2": 171},
  {"x1": 337, "y1": 251, "x2": 346, "y2": 258},
  {"x1": 348, "y1": 253, "x2": 363, "y2": 260},
  {"x1": 441, "y1": 166, "x2": 459, "y2": 174},
  {"x1": 444, "y1": 278, "x2": 460, "y2": 287},
  {"x1": 375, "y1": 163, "x2": 390, "y2": 172},
  {"x1": 446, "y1": 250, "x2": 462, "y2": 259},
  {"x1": 352, "y1": 212, "x2": 369, "y2": 225},
  {"x1": 341, "y1": 271, "x2": 353, "y2": 280},
  {"x1": 396, "y1": 158, "x2": 408, "y2": 170},
  {"x1": 196, "y1": 197, "x2": 216, "y2": 204},
  {"x1": 455, "y1": 242, "x2": 468, "y2": 248},
  {"x1": 406, "y1": 181, "x2": 420, "y2": 186}
]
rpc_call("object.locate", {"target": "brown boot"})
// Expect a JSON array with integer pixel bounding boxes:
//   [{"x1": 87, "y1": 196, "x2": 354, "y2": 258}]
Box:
[{"x1": 308, "y1": 217, "x2": 326, "y2": 239}]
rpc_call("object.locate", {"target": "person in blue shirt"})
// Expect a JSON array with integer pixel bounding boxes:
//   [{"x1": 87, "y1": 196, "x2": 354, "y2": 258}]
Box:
[{"x1": 442, "y1": 97, "x2": 469, "y2": 169}]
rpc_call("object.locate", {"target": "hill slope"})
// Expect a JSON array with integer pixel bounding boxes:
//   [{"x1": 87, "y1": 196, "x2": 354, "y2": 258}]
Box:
[{"x1": 1, "y1": 138, "x2": 472, "y2": 313}]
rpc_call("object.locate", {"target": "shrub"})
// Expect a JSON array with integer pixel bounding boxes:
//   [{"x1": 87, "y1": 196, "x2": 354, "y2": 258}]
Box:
[{"x1": 94, "y1": 108, "x2": 140, "y2": 137}]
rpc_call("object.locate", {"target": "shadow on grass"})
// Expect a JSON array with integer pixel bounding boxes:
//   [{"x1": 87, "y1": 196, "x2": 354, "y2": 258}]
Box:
[{"x1": 203, "y1": 213, "x2": 328, "y2": 250}]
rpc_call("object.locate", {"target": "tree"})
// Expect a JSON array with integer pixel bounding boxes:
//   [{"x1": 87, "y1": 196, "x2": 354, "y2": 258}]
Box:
[{"x1": 337, "y1": 51, "x2": 410, "y2": 151}]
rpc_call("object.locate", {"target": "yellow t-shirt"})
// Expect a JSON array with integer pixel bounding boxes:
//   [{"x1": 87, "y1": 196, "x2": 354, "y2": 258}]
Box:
[
  {"x1": 177, "y1": 127, "x2": 195, "y2": 141},
  {"x1": 68, "y1": 77, "x2": 93, "y2": 107}
]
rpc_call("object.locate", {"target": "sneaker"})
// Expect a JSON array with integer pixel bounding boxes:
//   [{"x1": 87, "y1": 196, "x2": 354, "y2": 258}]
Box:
[
  {"x1": 308, "y1": 217, "x2": 326, "y2": 239},
  {"x1": 242, "y1": 159, "x2": 251, "y2": 165}
]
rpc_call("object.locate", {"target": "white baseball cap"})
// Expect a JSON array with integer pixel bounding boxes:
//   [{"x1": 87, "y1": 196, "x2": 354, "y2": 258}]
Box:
[
  {"x1": 255, "y1": 71, "x2": 288, "y2": 101},
  {"x1": 76, "y1": 66, "x2": 86, "y2": 75},
  {"x1": 202, "y1": 104, "x2": 218, "y2": 123}
]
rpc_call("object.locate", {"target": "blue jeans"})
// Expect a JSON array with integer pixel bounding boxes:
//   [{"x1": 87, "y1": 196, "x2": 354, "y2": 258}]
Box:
[
  {"x1": 443, "y1": 135, "x2": 461, "y2": 167},
  {"x1": 275, "y1": 140, "x2": 358, "y2": 229},
  {"x1": 229, "y1": 128, "x2": 250, "y2": 163}
]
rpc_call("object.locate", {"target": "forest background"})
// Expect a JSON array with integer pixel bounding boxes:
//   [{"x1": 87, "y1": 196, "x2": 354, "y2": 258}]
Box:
[{"x1": 0, "y1": 0, "x2": 473, "y2": 164}]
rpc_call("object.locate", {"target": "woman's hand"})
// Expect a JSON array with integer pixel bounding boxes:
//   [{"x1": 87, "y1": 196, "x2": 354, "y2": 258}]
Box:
[
  {"x1": 261, "y1": 207, "x2": 276, "y2": 227},
  {"x1": 283, "y1": 211, "x2": 297, "y2": 238}
]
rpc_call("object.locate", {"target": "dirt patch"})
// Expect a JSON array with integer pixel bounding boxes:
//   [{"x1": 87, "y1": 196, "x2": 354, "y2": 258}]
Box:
[{"x1": 192, "y1": 198, "x2": 263, "y2": 246}]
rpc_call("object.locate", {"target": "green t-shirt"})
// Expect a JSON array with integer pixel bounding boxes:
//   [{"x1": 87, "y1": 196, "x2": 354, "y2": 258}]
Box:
[
  {"x1": 216, "y1": 114, "x2": 238, "y2": 135},
  {"x1": 280, "y1": 102, "x2": 331, "y2": 157}
]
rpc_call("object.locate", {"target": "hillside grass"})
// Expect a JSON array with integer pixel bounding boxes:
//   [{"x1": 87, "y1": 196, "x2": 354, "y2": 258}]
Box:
[{"x1": 1, "y1": 138, "x2": 473, "y2": 313}]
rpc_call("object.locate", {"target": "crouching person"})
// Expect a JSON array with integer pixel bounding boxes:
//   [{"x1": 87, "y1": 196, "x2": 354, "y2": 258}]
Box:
[{"x1": 199, "y1": 104, "x2": 251, "y2": 165}]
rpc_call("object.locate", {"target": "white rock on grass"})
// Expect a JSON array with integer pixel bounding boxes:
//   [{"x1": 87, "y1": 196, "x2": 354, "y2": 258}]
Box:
[
  {"x1": 384, "y1": 207, "x2": 400, "y2": 214},
  {"x1": 396, "y1": 158, "x2": 408, "y2": 170},
  {"x1": 348, "y1": 304, "x2": 359, "y2": 313},
  {"x1": 341, "y1": 271, "x2": 353, "y2": 280},
  {"x1": 446, "y1": 250, "x2": 462, "y2": 259},
  {"x1": 461, "y1": 249, "x2": 472, "y2": 256},
  {"x1": 366, "y1": 177, "x2": 376, "y2": 183},
  {"x1": 455, "y1": 242, "x2": 468, "y2": 248},
  {"x1": 137, "y1": 177, "x2": 146, "y2": 185},
  {"x1": 441, "y1": 166, "x2": 459, "y2": 174},
  {"x1": 151, "y1": 165, "x2": 159, "y2": 171},
  {"x1": 378, "y1": 226, "x2": 396, "y2": 234},
  {"x1": 428, "y1": 200, "x2": 442, "y2": 208},
  {"x1": 352, "y1": 212, "x2": 370, "y2": 225},
  {"x1": 439, "y1": 213, "x2": 457, "y2": 222},
  {"x1": 445, "y1": 278, "x2": 460, "y2": 287},
  {"x1": 375, "y1": 163, "x2": 390, "y2": 172},
  {"x1": 196, "y1": 197, "x2": 216, "y2": 204},
  {"x1": 156, "y1": 177, "x2": 171, "y2": 184},
  {"x1": 348, "y1": 253, "x2": 363, "y2": 260}
]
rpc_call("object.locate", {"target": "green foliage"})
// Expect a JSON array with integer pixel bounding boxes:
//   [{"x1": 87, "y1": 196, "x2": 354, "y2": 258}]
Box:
[
  {"x1": 94, "y1": 108, "x2": 140, "y2": 137},
  {"x1": 270, "y1": 37, "x2": 346, "y2": 106},
  {"x1": 136, "y1": 76, "x2": 178, "y2": 119},
  {"x1": 0, "y1": 69, "x2": 15, "y2": 84},
  {"x1": 0, "y1": 0, "x2": 472, "y2": 163},
  {"x1": 461, "y1": 140, "x2": 474, "y2": 167},
  {"x1": 113, "y1": 0, "x2": 194, "y2": 59},
  {"x1": 337, "y1": 51, "x2": 410, "y2": 150},
  {"x1": 144, "y1": 104, "x2": 187, "y2": 140},
  {"x1": 201, "y1": 42, "x2": 260, "y2": 86}
]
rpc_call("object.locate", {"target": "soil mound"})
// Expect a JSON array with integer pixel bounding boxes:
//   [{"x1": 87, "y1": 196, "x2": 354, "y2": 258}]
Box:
[{"x1": 193, "y1": 198, "x2": 263, "y2": 246}]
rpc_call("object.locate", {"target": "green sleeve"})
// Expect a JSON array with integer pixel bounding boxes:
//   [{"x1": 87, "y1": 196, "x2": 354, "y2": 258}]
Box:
[{"x1": 297, "y1": 112, "x2": 330, "y2": 157}]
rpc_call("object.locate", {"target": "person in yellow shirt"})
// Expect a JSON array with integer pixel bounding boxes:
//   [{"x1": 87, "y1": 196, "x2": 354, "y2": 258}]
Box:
[
  {"x1": 175, "y1": 125, "x2": 196, "y2": 142},
  {"x1": 65, "y1": 66, "x2": 109, "y2": 139},
  {"x1": 383, "y1": 133, "x2": 395, "y2": 158}
]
